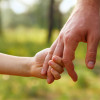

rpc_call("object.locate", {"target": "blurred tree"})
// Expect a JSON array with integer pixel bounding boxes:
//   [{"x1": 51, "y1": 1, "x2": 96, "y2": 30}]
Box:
[
  {"x1": 48, "y1": 0, "x2": 63, "y2": 42},
  {"x1": 54, "y1": 0, "x2": 62, "y2": 31},
  {"x1": 7, "y1": 0, "x2": 49, "y2": 29},
  {"x1": 0, "y1": 0, "x2": 2, "y2": 35},
  {"x1": 2, "y1": 0, "x2": 13, "y2": 29},
  {"x1": 48, "y1": 0, "x2": 54, "y2": 43},
  {"x1": 2, "y1": 0, "x2": 72, "y2": 40}
]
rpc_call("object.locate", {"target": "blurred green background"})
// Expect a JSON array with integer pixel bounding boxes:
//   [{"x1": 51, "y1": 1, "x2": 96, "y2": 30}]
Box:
[{"x1": 0, "y1": 0, "x2": 100, "y2": 100}]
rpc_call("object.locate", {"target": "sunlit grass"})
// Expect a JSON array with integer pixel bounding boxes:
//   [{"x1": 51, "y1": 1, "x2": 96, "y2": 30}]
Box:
[{"x1": 0, "y1": 28, "x2": 100, "y2": 100}]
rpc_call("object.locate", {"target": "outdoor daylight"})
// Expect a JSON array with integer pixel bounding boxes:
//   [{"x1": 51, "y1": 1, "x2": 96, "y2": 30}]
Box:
[{"x1": 0, "y1": 0, "x2": 100, "y2": 100}]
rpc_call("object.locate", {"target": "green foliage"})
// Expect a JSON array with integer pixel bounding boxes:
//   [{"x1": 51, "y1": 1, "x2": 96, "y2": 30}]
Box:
[
  {"x1": 0, "y1": 28, "x2": 100, "y2": 100},
  {"x1": 77, "y1": 75, "x2": 89, "y2": 89},
  {"x1": 2, "y1": 0, "x2": 65, "y2": 30}
]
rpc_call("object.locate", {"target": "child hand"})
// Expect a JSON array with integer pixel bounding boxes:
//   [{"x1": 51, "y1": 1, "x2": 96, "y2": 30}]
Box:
[
  {"x1": 0, "y1": 49, "x2": 63, "y2": 79},
  {"x1": 48, "y1": 56, "x2": 64, "y2": 81},
  {"x1": 30, "y1": 48, "x2": 64, "y2": 81},
  {"x1": 30, "y1": 48, "x2": 49, "y2": 79}
]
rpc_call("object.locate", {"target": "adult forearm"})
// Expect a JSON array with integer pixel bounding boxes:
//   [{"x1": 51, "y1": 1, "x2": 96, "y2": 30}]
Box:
[{"x1": 0, "y1": 53, "x2": 32, "y2": 77}]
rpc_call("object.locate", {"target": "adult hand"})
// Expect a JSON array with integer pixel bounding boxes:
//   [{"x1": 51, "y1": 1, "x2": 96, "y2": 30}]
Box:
[{"x1": 41, "y1": 0, "x2": 100, "y2": 83}]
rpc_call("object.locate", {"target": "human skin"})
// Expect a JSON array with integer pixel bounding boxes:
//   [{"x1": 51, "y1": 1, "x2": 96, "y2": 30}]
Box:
[
  {"x1": 0, "y1": 49, "x2": 63, "y2": 79},
  {"x1": 41, "y1": 0, "x2": 100, "y2": 84}
]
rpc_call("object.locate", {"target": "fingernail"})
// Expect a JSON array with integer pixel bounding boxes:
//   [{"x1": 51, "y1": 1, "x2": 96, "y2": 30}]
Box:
[
  {"x1": 47, "y1": 78, "x2": 51, "y2": 84},
  {"x1": 47, "y1": 77, "x2": 54, "y2": 84},
  {"x1": 88, "y1": 61, "x2": 94, "y2": 69}
]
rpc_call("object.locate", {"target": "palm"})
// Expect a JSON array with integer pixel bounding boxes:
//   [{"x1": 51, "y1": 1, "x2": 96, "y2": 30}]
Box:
[{"x1": 31, "y1": 49, "x2": 49, "y2": 79}]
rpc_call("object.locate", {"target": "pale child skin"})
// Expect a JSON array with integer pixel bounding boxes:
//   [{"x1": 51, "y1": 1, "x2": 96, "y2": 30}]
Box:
[{"x1": 0, "y1": 48, "x2": 64, "y2": 82}]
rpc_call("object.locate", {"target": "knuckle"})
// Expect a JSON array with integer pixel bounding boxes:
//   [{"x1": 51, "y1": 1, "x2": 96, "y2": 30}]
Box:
[
  {"x1": 59, "y1": 34, "x2": 63, "y2": 41},
  {"x1": 62, "y1": 59, "x2": 70, "y2": 66},
  {"x1": 48, "y1": 49, "x2": 53, "y2": 55},
  {"x1": 87, "y1": 51, "x2": 96, "y2": 61},
  {"x1": 62, "y1": 59, "x2": 74, "y2": 70},
  {"x1": 64, "y1": 34, "x2": 69, "y2": 43},
  {"x1": 63, "y1": 53, "x2": 75, "y2": 61},
  {"x1": 88, "y1": 52, "x2": 96, "y2": 58},
  {"x1": 64, "y1": 34, "x2": 76, "y2": 44}
]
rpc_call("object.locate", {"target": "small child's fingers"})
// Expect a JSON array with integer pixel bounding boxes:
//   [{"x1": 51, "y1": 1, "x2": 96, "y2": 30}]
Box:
[
  {"x1": 49, "y1": 60, "x2": 64, "y2": 74},
  {"x1": 47, "y1": 67, "x2": 54, "y2": 84},
  {"x1": 52, "y1": 55, "x2": 63, "y2": 66},
  {"x1": 51, "y1": 68, "x2": 61, "y2": 80}
]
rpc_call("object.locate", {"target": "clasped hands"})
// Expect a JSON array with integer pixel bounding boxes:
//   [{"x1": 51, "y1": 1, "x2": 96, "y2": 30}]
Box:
[{"x1": 1, "y1": 0, "x2": 100, "y2": 82}]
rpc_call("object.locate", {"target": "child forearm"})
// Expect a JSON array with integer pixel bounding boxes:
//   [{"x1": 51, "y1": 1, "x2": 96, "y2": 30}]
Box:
[{"x1": 0, "y1": 53, "x2": 33, "y2": 77}]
